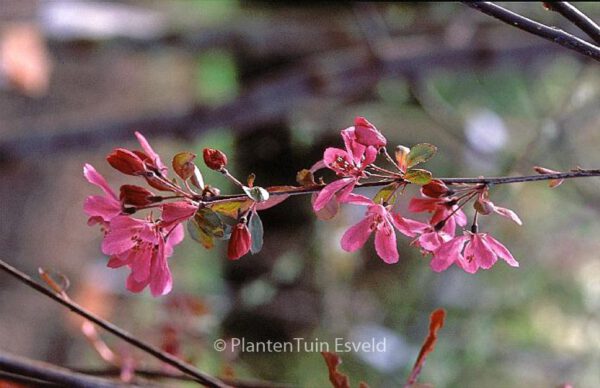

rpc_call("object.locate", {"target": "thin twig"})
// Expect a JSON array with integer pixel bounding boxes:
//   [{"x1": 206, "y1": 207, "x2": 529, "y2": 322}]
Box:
[
  {"x1": 0, "y1": 259, "x2": 229, "y2": 388},
  {"x1": 198, "y1": 169, "x2": 600, "y2": 204},
  {"x1": 0, "y1": 352, "x2": 130, "y2": 388},
  {"x1": 544, "y1": 2, "x2": 600, "y2": 44},
  {"x1": 461, "y1": 2, "x2": 600, "y2": 61}
]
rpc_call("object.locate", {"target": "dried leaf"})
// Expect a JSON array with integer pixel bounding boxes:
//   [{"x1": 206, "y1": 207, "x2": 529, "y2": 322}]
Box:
[
  {"x1": 172, "y1": 152, "x2": 196, "y2": 180},
  {"x1": 406, "y1": 309, "x2": 446, "y2": 387},
  {"x1": 321, "y1": 352, "x2": 351, "y2": 388},
  {"x1": 533, "y1": 166, "x2": 564, "y2": 188},
  {"x1": 406, "y1": 143, "x2": 437, "y2": 168},
  {"x1": 297, "y1": 169, "x2": 317, "y2": 186}
]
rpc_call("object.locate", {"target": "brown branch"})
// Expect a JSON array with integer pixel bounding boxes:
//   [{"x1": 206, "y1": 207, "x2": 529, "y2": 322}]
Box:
[
  {"x1": 0, "y1": 259, "x2": 229, "y2": 388},
  {"x1": 0, "y1": 351, "x2": 131, "y2": 388},
  {"x1": 75, "y1": 367, "x2": 293, "y2": 388},
  {"x1": 198, "y1": 169, "x2": 600, "y2": 204},
  {"x1": 461, "y1": 2, "x2": 600, "y2": 61},
  {"x1": 0, "y1": 30, "x2": 564, "y2": 161},
  {"x1": 544, "y1": 2, "x2": 600, "y2": 44}
]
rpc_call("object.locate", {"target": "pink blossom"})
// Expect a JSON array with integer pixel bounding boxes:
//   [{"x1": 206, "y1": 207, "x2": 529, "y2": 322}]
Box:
[
  {"x1": 430, "y1": 231, "x2": 519, "y2": 273},
  {"x1": 103, "y1": 216, "x2": 183, "y2": 296},
  {"x1": 135, "y1": 131, "x2": 168, "y2": 177},
  {"x1": 340, "y1": 194, "x2": 426, "y2": 264},
  {"x1": 313, "y1": 137, "x2": 377, "y2": 212},
  {"x1": 83, "y1": 163, "x2": 122, "y2": 225}
]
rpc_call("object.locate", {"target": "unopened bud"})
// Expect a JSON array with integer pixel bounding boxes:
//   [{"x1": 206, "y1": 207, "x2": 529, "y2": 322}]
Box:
[
  {"x1": 203, "y1": 148, "x2": 228, "y2": 171},
  {"x1": 120, "y1": 185, "x2": 155, "y2": 206},
  {"x1": 107, "y1": 148, "x2": 146, "y2": 175}
]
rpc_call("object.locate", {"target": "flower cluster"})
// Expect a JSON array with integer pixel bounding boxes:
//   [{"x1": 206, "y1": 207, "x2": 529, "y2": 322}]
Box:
[
  {"x1": 310, "y1": 117, "x2": 521, "y2": 273},
  {"x1": 85, "y1": 118, "x2": 523, "y2": 297}
]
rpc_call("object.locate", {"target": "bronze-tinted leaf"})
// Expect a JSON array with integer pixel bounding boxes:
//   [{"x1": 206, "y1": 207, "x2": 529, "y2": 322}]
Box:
[
  {"x1": 404, "y1": 169, "x2": 433, "y2": 185},
  {"x1": 373, "y1": 183, "x2": 400, "y2": 205},
  {"x1": 406, "y1": 143, "x2": 437, "y2": 168},
  {"x1": 210, "y1": 200, "x2": 252, "y2": 219},
  {"x1": 405, "y1": 309, "x2": 446, "y2": 387},
  {"x1": 321, "y1": 352, "x2": 351, "y2": 388}
]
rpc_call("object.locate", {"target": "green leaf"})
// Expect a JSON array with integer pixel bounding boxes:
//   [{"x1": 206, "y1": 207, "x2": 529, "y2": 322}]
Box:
[
  {"x1": 188, "y1": 208, "x2": 230, "y2": 249},
  {"x1": 373, "y1": 183, "x2": 400, "y2": 205},
  {"x1": 187, "y1": 220, "x2": 214, "y2": 249},
  {"x1": 210, "y1": 200, "x2": 251, "y2": 218},
  {"x1": 172, "y1": 152, "x2": 197, "y2": 180},
  {"x1": 243, "y1": 186, "x2": 270, "y2": 203},
  {"x1": 406, "y1": 143, "x2": 437, "y2": 168},
  {"x1": 249, "y1": 210, "x2": 263, "y2": 254},
  {"x1": 404, "y1": 169, "x2": 433, "y2": 185}
]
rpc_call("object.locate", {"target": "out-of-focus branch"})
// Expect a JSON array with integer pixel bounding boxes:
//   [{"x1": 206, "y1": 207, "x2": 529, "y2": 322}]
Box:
[
  {"x1": 544, "y1": 2, "x2": 600, "y2": 44},
  {"x1": 0, "y1": 34, "x2": 564, "y2": 160},
  {"x1": 0, "y1": 351, "x2": 130, "y2": 388},
  {"x1": 0, "y1": 258, "x2": 229, "y2": 388},
  {"x1": 461, "y1": 2, "x2": 600, "y2": 61},
  {"x1": 76, "y1": 367, "x2": 293, "y2": 388}
]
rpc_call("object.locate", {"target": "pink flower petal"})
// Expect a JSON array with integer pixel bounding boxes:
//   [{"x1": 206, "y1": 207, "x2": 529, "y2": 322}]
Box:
[
  {"x1": 83, "y1": 163, "x2": 118, "y2": 201},
  {"x1": 340, "y1": 216, "x2": 373, "y2": 252},
  {"x1": 161, "y1": 201, "x2": 197, "y2": 227},
  {"x1": 84, "y1": 195, "x2": 121, "y2": 221},
  {"x1": 135, "y1": 131, "x2": 168, "y2": 176},
  {"x1": 341, "y1": 127, "x2": 366, "y2": 165},
  {"x1": 492, "y1": 206, "x2": 523, "y2": 225},
  {"x1": 256, "y1": 193, "x2": 290, "y2": 210},
  {"x1": 391, "y1": 213, "x2": 428, "y2": 237},
  {"x1": 484, "y1": 235, "x2": 519, "y2": 267},
  {"x1": 374, "y1": 222, "x2": 398, "y2": 264},
  {"x1": 323, "y1": 147, "x2": 351, "y2": 172},
  {"x1": 149, "y1": 244, "x2": 173, "y2": 297},
  {"x1": 408, "y1": 197, "x2": 439, "y2": 213},
  {"x1": 341, "y1": 193, "x2": 373, "y2": 206},
  {"x1": 430, "y1": 236, "x2": 467, "y2": 272},
  {"x1": 417, "y1": 231, "x2": 443, "y2": 252},
  {"x1": 468, "y1": 234, "x2": 496, "y2": 270},
  {"x1": 107, "y1": 256, "x2": 128, "y2": 268},
  {"x1": 313, "y1": 178, "x2": 354, "y2": 211},
  {"x1": 311, "y1": 193, "x2": 339, "y2": 220},
  {"x1": 126, "y1": 272, "x2": 148, "y2": 293},
  {"x1": 129, "y1": 243, "x2": 153, "y2": 282},
  {"x1": 354, "y1": 117, "x2": 386, "y2": 148}
]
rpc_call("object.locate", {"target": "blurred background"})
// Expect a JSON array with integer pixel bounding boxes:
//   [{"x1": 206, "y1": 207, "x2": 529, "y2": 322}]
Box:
[{"x1": 0, "y1": 1, "x2": 599, "y2": 387}]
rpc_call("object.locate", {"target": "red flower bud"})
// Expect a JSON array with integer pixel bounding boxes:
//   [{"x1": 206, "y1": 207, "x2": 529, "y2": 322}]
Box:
[
  {"x1": 354, "y1": 116, "x2": 387, "y2": 148},
  {"x1": 203, "y1": 148, "x2": 228, "y2": 171},
  {"x1": 119, "y1": 184, "x2": 155, "y2": 206},
  {"x1": 107, "y1": 148, "x2": 146, "y2": 175},
  {"x1": 422, "y1": 179, "x2": 449, "y2": 198},
  {"x1": 227, "y1": 223, "x2": 252, "y2": 260}
]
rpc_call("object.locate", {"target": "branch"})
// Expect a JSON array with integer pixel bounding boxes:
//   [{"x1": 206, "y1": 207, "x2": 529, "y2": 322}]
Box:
[
  {"x1": 0, "y1": 351, "x2": 130, "y2": 388},
  {"x1": 198, "y1": 169, "x2": 600, "y2": 204},
  {"x1": 75, "y1": 367, "x2": 293, "y2": 388},
  {"x1": 544, "y1": 2, "x2": 600, "y2": 44},
  {"x1": 0, "y1": 30, "x2": 564, "y2": 161},
  {"x1": 461, "y1": 2, "x2": 600, "y2": 61},
  {"x1": 0, "y1": 259, "x2": 228, "y2": 388}
]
